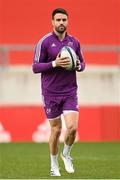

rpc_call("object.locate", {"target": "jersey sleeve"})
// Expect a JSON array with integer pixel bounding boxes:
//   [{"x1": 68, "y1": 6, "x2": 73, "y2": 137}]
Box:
[
  {"x1": 76, "y1": 41, "x2": 85, "y2": 72},
  {"x1": 32, "y1": 39, "x2": 53, "y2": 73}
]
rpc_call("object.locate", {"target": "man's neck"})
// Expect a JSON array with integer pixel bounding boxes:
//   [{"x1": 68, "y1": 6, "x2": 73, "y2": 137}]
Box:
[{"x1": 54, "y1": 30, "x2": 66, "y2": 41}]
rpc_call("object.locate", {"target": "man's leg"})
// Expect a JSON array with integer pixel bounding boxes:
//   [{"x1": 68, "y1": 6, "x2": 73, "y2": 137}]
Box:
[
  {"x1": 49, "y1": 117, "x2": 62, "y2": 154},
  {"x1": 61, "y1": 111, "x2": 79, "y2": 173},
  {"x1": 49, "y1": 117, "x2": 62, "y2": 176},
  {"x1": 64, "y1": 111, "x2": 79, "y2": 146}
]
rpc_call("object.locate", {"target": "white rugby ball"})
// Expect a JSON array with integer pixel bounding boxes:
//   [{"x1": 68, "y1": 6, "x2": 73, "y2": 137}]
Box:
[{"x1": 60, "y1": 46, "x2": 77, "y2": 70}]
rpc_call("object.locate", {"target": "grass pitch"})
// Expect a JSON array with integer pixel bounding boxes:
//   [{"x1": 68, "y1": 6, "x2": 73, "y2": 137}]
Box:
[{"x1": 0, "y1": 142, "x2": 120, "y2": 179}]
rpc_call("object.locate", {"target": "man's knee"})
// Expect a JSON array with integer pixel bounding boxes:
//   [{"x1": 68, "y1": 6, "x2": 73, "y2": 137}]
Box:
[
  {"x1": 51, "y1": 126, "x2": 62, "y2": 137},
  {"x1": 67, "y1": 125, "x2": 77, "y2": 136}
]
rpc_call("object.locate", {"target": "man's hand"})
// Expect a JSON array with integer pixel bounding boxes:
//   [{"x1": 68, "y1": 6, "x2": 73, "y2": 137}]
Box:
[
  {"x1": 55, "y1": 54, "x2": 71, "y2": 68},
  {"x1": 76, "y1": 59, "x2": 81, "y2": 71}
]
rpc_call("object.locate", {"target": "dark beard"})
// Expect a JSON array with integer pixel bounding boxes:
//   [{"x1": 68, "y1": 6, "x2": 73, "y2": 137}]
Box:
[{"x1": 55, "y1": 26, "x2": 66, "y2": 34}]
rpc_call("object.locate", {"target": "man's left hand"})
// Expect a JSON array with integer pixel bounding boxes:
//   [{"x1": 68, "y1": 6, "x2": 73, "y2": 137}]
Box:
[{"x1": 76, "y1": 59, "x2": 81, "y2": 71}]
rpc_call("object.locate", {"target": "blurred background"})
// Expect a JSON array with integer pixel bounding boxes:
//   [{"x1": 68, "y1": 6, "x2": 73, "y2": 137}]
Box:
[{"x1": 0, "y1": 0, "x2": 120, "y2": 142}]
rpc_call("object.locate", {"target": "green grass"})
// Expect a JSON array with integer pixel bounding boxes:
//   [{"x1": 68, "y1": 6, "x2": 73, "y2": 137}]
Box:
[{"x1": 0, "y1": 142, "x2": 120, "y2": 179}]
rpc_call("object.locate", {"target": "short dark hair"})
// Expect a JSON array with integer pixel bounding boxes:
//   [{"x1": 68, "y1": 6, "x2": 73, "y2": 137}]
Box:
[{"x1": 52, "y1": 8, "x2": 68, "y2": 19}]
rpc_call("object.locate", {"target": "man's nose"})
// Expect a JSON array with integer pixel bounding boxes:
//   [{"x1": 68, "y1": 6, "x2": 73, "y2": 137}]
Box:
[{"x1": 60, "y1": 20, "x2": 64, "y2": 24}]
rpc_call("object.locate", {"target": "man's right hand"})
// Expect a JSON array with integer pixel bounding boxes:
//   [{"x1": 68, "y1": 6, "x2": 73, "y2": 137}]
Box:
[{"x1": 55, "y1": 54, "x2": 71, "y2": 68}]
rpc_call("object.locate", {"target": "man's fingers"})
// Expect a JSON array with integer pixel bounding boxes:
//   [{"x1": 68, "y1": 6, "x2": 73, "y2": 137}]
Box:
[
  {"x1": 57, "y1": 53, "x2": 61, "y2": 57},
  {"x1": 77, "y1": 59, "x2": 80, "y2": 65},
  {"x1": 60, "y1": 60, "x2": 71, "y2": 65},
  {"x1": 60, "y1": 57, "x2": 70, "y2": 60},
  {"x1": 55, "y1": 57, "x2": 71, "y2": 67}
]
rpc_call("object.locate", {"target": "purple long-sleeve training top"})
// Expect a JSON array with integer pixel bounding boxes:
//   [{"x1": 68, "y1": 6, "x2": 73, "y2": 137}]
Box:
[{"x1": 32, "y1": 32, "x2": 85, "y2": 96}]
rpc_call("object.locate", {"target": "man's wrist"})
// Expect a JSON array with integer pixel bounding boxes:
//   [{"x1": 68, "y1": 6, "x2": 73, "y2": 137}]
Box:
[{"x1": 52, "y1": 61, "x2": 57, "y2": 68}]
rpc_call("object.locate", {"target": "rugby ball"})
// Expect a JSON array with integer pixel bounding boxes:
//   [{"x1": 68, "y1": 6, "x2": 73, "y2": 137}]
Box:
[{"x1": 60, "y1": 46, "x2": 77, "y2": 71}]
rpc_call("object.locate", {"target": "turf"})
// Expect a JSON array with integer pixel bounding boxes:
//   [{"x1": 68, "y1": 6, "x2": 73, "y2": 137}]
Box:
[{"x1": 0, "y1": 142, "x2": 120, "y2": 179}]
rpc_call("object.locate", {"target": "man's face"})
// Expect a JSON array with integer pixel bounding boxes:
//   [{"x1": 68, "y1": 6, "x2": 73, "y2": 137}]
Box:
[{"x1": 52, "y1": 13, "x2": 68, "y2": 33}]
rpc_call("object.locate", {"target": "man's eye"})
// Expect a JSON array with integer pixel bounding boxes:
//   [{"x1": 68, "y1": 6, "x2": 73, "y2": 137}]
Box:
[{"x1": 56, "y1": 19, "x2": 67, "y2": 22}]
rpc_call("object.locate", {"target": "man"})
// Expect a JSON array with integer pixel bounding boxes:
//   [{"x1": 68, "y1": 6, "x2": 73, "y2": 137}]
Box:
[{"x1": 32, "y1": 8, "x2": 85, "y2": 176}]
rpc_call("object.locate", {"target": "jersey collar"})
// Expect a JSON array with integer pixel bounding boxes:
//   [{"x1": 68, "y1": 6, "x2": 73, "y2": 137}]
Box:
[{"x1": 52, "y1": 31, "x2": 68, "y2": 41}]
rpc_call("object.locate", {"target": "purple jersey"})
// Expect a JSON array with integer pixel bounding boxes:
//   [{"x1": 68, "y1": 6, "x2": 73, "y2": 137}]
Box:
[{"x1": 32, "y1": 32, "x2": 85, "y2": 96}]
